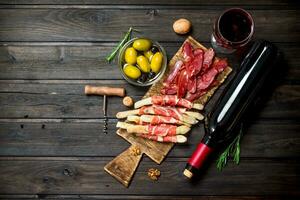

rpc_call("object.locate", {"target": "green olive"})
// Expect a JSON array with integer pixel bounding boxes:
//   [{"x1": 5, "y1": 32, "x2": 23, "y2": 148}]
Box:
[
  {"x1": 151, "y1": 52, "x2": 163, "y2": 73},
  {"x1": 144, "y1": 50, "x2": 154, "y2": 62},
  {"x1": 124, "y1": 47, "x2": 137, "y2": 64},
  {"x1": 133, "y1": 39, "x2": 152, "y2": 51},
  {"x1": 137, "y1": 55, "x2": 150, "y2": 73},
  {"x1": 123, "y1": 65, "x2": 141, "y2": 79}
]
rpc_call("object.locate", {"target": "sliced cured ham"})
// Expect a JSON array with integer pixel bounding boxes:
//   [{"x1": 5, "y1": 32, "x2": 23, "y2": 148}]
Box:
[
  {"x1": 164, "y1": 60, "x2": 183, "y2": 85},
  {"x1": 116, "y1": 122, "x2": 190, "y2": 136},
  {"x1": 127, "y1": 115, "x2": 193, "y2": 127},
  {"x1": 202, "y1": 48, "x2": 215, "y2": 73},
  {"x1": 182, "y1": 42, "x2": 193, "y2": 63},
  {"x1": 134, "y1": 95, "x2": 203, "y2": 110},
  {"x1": 161, "y1": 84, "x2": 178, "y2": 95},
  {"x1": 187, "y1": 76, "x2": 197, "y2": 94},
  {"x1": 161, "y1": 42, "x2": 225, "y2": 101},
  {"x1": 177, "y1": 70, "x2": 189, "y2": 98},
  {"x1": 186, "y1": 59, "x2": 228, "y2": 102},
  {"x1": 116, "y1": 106, "x2": 202, "y2": 124},
  {"x1": 197, "y1": 59, "x2": 228, "y2": 91},
  {"x1": 187, "y1": 49, "x2": 203, "y2": 77}
]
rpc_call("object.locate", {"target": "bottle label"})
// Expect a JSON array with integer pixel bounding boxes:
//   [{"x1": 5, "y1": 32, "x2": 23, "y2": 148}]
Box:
[{"x1": 188, "y1": 143, "x2": 213, "y2": 169}]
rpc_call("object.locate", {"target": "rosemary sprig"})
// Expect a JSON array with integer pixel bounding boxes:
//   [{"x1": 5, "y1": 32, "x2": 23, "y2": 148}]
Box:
[
  {"x1": 105, "y1": 27, "x2": 140, "y2": 62},
  {"x1": 216, "y1": 124, "x2": 243, "y2": 171}
]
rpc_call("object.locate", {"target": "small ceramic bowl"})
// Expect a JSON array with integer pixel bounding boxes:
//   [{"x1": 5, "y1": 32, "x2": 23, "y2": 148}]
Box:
[{"x1": 118, "y1": 37, "x2": 167, "y2": 87}]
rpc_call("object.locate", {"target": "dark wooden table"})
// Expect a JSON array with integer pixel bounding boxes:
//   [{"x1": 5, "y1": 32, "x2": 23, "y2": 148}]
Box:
[{"x1": 0, "y1": 0, "x2": 299, "y2": 199}]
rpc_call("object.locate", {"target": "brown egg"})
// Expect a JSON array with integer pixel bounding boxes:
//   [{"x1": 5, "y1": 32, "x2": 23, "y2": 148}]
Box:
[{"x1": 173, "y1": 18, "x2": 192, "y2": 35}]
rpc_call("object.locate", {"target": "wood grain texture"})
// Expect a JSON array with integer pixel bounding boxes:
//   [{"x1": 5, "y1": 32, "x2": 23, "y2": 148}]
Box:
[
  {"x1": 116, "y1": 129, "x2": 172, "y2": 164},
  {"x1": 0, "y1": 158, "x2": 299, "y2": 195},
  {"x1": 0, "y1": 82, "x2": 298, "y2": 119},
  {"x1": 0, "y1": 9, "x2": 299, "y2": 42},
  {"x1": 0, "y1": 43, "x2": 298, "y2": 81},
  {"x1": 104, "y1": 145, "x2": 143, "y2": 187},
  {"x1": 0, "y1": 0, "x2": 299, "y2": 198},
  {"x1": 0, "y1": 195, "x2": 291, "y2": 200},
  {"x1": 0, "y1": 120, "x2": 299, "y2": 158},
  {"x1": 0, "y1": 0, "x2": 297, "y2": 6}
]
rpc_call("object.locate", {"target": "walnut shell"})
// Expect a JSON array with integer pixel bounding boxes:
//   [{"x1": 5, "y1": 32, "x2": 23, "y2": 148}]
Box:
[{"x1": 173, "y1": 18, "x2": 192, "y2": 35}]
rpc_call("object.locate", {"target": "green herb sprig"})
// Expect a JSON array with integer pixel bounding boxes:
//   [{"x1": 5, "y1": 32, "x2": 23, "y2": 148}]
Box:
[
  {"x1": 106, "y1": 27, "x2": 140, "y2": 62},
  {"x1": 216, "y1": 124, "x2": 243, "y2": 171}
]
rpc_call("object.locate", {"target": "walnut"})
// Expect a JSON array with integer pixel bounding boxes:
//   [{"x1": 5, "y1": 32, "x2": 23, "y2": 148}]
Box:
[
  {"x1": 130, "y1": 146, "x2": 141, "y2": 156},
  {"x1": 147, "y1": 168, "x2": 161, "y2": 181}
]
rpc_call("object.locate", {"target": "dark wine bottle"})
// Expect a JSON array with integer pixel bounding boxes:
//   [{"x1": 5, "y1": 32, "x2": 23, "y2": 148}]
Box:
[{"x1": 183, "y1": 40, "x2": 279, "y2": 179}]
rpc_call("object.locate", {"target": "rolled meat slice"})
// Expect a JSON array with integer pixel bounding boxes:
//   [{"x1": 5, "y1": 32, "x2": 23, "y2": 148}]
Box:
[
  {"x1": 134, "y1": 95, "x2": 203, "y2": 110},
  {"x1": 127, "y1": 115, "x2": 193, "y2": 127},
  {"x1": 116, "y1": 122, "x2": 190, "y2": 136},
  {"x1": 116, "y1": 106, "x2": 201, "y2": 124}
]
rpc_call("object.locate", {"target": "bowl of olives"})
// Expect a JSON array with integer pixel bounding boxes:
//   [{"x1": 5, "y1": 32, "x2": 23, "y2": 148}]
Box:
[{"x1": 118, "y1": 37, "x2": 167, "y2": 86}]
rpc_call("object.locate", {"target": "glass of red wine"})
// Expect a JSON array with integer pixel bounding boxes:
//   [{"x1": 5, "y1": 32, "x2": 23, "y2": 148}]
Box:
[{"x1": 211, "y1": 8, "x2": 254, "y2": 54}]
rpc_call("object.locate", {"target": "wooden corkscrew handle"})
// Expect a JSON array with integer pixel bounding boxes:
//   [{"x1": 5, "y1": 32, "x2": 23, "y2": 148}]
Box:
[{"x1": 85, "y1": 85, "x2": 125, "y2": 97}]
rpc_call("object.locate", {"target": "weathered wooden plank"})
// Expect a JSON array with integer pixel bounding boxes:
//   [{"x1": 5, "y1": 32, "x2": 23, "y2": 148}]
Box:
[
  {"x1": 0, "y1": 9, "x2": 298, "y2": 42},
  {"x1": 0, "y1": 43, "x2": 297, "y2": 80},
  {"x1": 0, "y1": 42, "x2": 296, "y2": 62},
  {"x1": 0, "y1": 81, "x2": 143, "y2": 118},
  {"x1": 0, "y1": 0, "x2": 296, "y2": 6},
  {"x1": 0, "y1": 158, "x2": 299, "y2": 195},
  {"x1": 0, "y1": 82, "x2": 298, "y2": 119},
  {"x1": 0, "y1": 194, "x2": 290, "y2": 200},
  {"x1": 0, "y1": 120, "x2": 299, "y2": 158}
]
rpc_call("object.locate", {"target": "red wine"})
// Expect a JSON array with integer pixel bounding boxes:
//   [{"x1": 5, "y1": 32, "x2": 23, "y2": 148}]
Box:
[
  {"x1": 211, "y1": 8, "x2": 254, "y2": 54},
  {"x1": 219, "y1": 9, "x2": 252, "y2": 42},
  {"x1": 183, "y1": 40, "x2": 279, "y2": 179}
]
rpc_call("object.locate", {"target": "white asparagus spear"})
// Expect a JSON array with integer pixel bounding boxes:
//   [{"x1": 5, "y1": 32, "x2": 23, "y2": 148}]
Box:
[
  {"x1": 127, "y1": 115, "x2": 192, "y2": 127},
  {"x1": 116, "y1": 122, "x2": 190, "y2": 135},
  {"x1": 140, "y1": 134, "x2": 187, "y2": 143},
  {"x1": 185, "y1": 111, "x2": 204, "y2": 120},
  {"x1": 134, "y1": 95, "x2": 204, "y2": 110},
  {"x1": 116, "y1": 109, "x2": 139, "y2": 118}
]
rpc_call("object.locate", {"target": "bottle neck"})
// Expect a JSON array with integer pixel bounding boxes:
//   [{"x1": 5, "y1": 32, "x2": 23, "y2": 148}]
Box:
[{"x1": 187, "y1": 142, "x2": 213, "y2": 170}]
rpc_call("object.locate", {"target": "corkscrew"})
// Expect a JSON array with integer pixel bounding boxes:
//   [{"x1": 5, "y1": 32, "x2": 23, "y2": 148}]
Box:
[{"x1": 85, "y1": 85, "x2": 125, "y2": 134}]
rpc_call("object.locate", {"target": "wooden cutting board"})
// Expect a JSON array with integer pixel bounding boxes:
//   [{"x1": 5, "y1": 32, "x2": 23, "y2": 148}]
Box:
[{"x1": 104, "y1": 36, "x2": 232, "y2": 187}]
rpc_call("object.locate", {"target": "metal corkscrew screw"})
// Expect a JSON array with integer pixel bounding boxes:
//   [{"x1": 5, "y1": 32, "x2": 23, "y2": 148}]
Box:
[{"x1": 103, "y1": 95, "x2": 108, "y2": 134}]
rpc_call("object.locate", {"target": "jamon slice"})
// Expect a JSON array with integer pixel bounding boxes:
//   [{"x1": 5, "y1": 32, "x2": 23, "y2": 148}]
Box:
[
  {"x1": 116, "y1": 106, "x2": 202, "y2": 124},
  {"x1": 186, "y1": 59, "x2": 228, "y2": 102},
  {"x1": 187, "y1": 76, "x2": 197, "y2": 94},
  {"x1": 144, "y1": 106, "x2": 203, "y2": 120},
  {"x1": 116, "y1": 122, "x2": 190, "y2": 136},
  {"x1": 197, "y1": 59, "x2": 228, "y2": 91},
  {"x1": 127, "y1": 115, "x2": 193, "y2": 127},
  {"x1": 202, "y1": 48, "x2": 215, "y2": 73},
  {"x1": 161, "y1": 84, "x2": 178, "y2": 95},
  {"x1": 177, "y1": 70, "x2": 189, "y2": 98},
  {"x1": 182, "y1": 42, "x2": 193, "y2": 63},
  {"x1": 134, "y1": 95, "x2": 203, "y2": 110},
  {"x1": 164, "y1": 60, "x2": 183, "y2": 85},
  {"x1": 187, "y1": 49, "x2": 204, "y2": 77}
]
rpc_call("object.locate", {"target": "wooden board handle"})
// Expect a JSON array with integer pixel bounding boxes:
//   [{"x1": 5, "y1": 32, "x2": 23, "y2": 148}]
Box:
[
  {"x1": 104, "y1": 145, "x2": 143, "y2": 187},
  {"x1": 85, "y1": 85, "x2": 125, "y2": 97}
]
